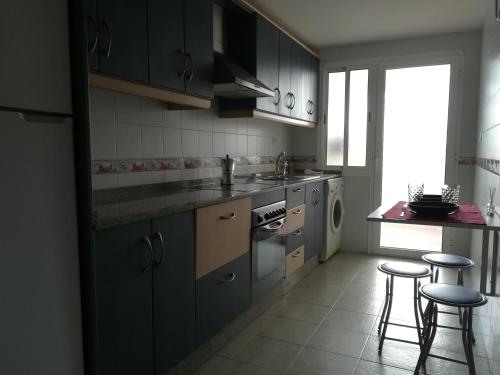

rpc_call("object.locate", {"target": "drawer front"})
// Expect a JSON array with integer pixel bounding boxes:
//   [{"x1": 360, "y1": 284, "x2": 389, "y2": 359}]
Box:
[
  {"x1": 196, "y1": 198, "x2": 251, "y2": 279},
  {"x1": 196, "y1": 253, "x2": 251, "y2": 344},
  {"x1": 286, "y1": 184, "x2": 305, "y2": 209},
  {"x1": 282, "y1": 204, "x2": 305, "y2": 234},
  {"x1": 286, "y1": 228, "x2": 305, "y2": 254},
  {"x1": 285, "y1": 245, "x2": 304, "y2": 277}
]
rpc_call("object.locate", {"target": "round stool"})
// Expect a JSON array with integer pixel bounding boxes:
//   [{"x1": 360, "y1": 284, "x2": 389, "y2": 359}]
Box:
[
  {"x1": 422, "y1": 253, "x2": 475, "y2": 329},
  {"x1": 377, "y1": 262, "x2": 432, "y2": 353},
  {"x1": 414, "y1": 284, "x2": 487, "y2": 375}
]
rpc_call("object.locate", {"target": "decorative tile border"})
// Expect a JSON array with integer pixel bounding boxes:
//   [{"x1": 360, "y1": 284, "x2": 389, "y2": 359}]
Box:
[
  {"x1": 92, "y1": 155, "x2": 317, "y2": 175},
  {"x1": 458, "y1": 156, "x2": 500, "y2": 176}
]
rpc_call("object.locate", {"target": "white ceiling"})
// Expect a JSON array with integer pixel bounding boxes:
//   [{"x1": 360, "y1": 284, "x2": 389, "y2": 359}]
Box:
[{"x1": 247, "y1": 0, "x2": 490, "y2": 49}]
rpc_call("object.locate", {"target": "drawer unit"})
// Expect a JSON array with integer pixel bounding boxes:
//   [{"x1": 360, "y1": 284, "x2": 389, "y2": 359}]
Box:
[
  {"x1": 196, "y1": 253, "x2": 251, "y2": 344},
  {"x1": 282, "y1": 204, "x2": 305, "y2": 234},
  {"x1": 286, "y1": 228, "x2": 305, "y2": 254},
  {"x1": 286, "y1": 184, "x2": 305, "y2": 209},
  {"x1": 196, "y1": 198, "x2": 251, "y2": 279},
  {"x1": 285, "y1": 245, "x2": 304, "y2": 277},
  {"x1": 252, "y1": 189, "x2": 286, "y2": 208}
]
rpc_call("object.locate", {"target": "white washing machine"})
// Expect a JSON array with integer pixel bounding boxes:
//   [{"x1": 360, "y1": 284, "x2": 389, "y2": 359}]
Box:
[{"x1": 319, "y1": 177, "x2": 344, "y2": 262}]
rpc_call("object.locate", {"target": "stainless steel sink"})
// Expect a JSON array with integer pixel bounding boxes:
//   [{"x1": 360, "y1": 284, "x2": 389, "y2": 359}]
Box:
[{"x1": 253, "y1": 173, "x2": 321, "y2": 182}]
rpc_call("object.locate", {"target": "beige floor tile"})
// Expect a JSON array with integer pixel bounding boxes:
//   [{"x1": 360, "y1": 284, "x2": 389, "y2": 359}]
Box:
[
  {"x1": 287, "y1": 347, "x2": 358, "y2": 375},
  {"x1": 335, "y1": 293, "x2": 384, "y2": 315},
  {"x1": 267, "y1": 299, "x2": 331, "y2": 324},
  {"x1": 351, "y1": 271, "x2": 388, "y2": 287},
  {"x1": 244, "y1": 314, "x2": 317, "y2": 345},
  {"x1": 217, "y1": 331, "x2": 256, "y2": 359},
  {"x1": 284, "y1": 285, "x2": 344, "y2": 307},
  {"x1": 354, "y1": 360, "x2": 412, "y2": 374},
  {"x1": 194, "y1": 356, "x2": 281, "y2": 375},
  {"x1": 344, "y1": 282, "x2": 386, "y2": 300},
  {"x1": 234, "y1": 336, "x2": 302, "y2": 372},
  {"x1": 314, "y1": 265, "x2": 359, "y2": 282},
  {"x1": 298, "y1": 272, "x2": 350, "y2": 293},
  {"x1": 361, "y1": 335, "x2": 421, "y2": 371},
  {"x1": 307, "y1": 325, "x2": 369, "y2": 358},
  {"x1": 322, "y1": 307, "x2": 377, "y2": 334}
]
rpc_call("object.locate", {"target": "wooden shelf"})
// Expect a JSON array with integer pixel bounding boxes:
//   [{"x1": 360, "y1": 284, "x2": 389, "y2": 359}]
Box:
[
  {"x1": 88, "y1": 73, "x2": 212, "y2": 110},
  {"x1": 220, "y1": 109, "x2": 316, "y2": 128}
]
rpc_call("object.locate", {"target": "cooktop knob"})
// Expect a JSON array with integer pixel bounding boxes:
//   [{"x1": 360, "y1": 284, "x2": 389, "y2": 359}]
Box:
[
  {"x1": 257, "y1": 215, "x2": 264, "y2": 223},
  {"x1": 264, "y1": 213, "x2": 270, "y2": 220}
]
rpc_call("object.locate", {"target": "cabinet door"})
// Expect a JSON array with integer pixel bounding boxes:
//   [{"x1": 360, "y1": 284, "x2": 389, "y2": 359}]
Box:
[
  {"x1": 300, "y1": 49, "x2": 311, "y2": 121},
  {"x1": 148, "y1": 0, "x2": 185, "y2": 93},
  {"x1": 256, "y1": 16, "x2": 280, "y2": 114},
  {"x1": 310, "y1": 55, "x2": 320, "y2": 123},
  {"x1": 184, "y1": 0, "x2": 214, "y2": 98},
  {"x1": 304, "y1": 183, "x2": 316, "y2": 261},
  {"x1": 97, "y1": 0, "x2": 148, "y2": 82},
  {"x1": 290, "y1": 42, "x2": 303, "y2": 119},
  {"x1": 94, "y1": 221, "x2": 154, "y2": 375},
  {"x1": 314, "y1": 182, "x2": 325, "y2": 255},
  {"x1": 153, "y1": 212, "x2": 196, "y2": 375},
  {"x1": 278, "y1": 32, "x2": 292, "y2": 117},
  {"x1": 196, "y1": 253, "x2": 251, "y2": 344},
  {"x1": 86, "y1": 0, "x2": 99, "y2": 71}
]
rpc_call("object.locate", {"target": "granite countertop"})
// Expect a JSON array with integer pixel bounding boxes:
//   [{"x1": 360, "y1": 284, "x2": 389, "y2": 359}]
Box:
[{"x1": 92, "y1": 173, "x2": 340, "y2": 230}]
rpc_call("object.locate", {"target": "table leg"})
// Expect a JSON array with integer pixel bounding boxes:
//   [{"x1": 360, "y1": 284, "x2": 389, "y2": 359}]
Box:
[
  {"x1": 491, "y1": 231, "x2": 498, "y2": 295},
  {"x1": 480, "y1": 229, "x2": 489, "y2": 294}
]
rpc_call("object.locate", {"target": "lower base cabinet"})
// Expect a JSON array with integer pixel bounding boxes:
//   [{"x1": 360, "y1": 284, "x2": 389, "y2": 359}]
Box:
[{"x1": 196, "y1": 253, "x2": 251, "y2": 344}]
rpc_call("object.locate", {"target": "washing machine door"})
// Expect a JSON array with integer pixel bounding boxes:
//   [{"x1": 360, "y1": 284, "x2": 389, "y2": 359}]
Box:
[{"x1": 330, "y1": 193, "x2": 344, "y2": 234}]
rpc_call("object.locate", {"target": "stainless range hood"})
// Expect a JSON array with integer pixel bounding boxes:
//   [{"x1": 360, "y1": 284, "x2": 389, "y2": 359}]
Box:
[{"x1": 213, "y1": 52, "x2": 274, "y2": 99}]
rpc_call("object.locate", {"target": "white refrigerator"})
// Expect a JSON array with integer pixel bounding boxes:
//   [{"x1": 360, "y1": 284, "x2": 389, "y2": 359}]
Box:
[{"x1": 0, "y1": 1, "x2": 84, "y2": 374}]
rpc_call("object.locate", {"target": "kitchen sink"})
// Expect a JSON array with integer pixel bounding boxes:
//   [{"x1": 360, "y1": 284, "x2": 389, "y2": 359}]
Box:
[{"x1": 253, "y1": 173, "x2": 321, "y2": 182}]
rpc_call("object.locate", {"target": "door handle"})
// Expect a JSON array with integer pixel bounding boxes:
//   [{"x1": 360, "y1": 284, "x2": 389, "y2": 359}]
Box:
[
  {"x1": 142, "y1": 236, "x2": 154, "y2": 272},
  {"x1": 87, "y1": 15, "x2": 98, "y2": 54},
  {"x1": 100, "y1": 20, "x2": 112, "y2": 58},
  {"x1": 292, "y1": 250, "x2": 301, "y2": 258},
  {"x1": 186, "y1": 53, "x2": 195, "y2": 81},
  {"x1": 218, "y1": 272, "x2": 236, "y2": 284},
  {"x1": 293, "y1": 187, "x2": 302, "y2": 192},
  {"x1": 273, "y1": 88, "x2": 281, "y2": 105},
  {"x1": 293, "y1": 208, "x2": 302, "y2": 214},
  {"x1": 153, "y1": 232, "x2": 165, "y2": 267},
  {"x1": 220, "y1": 212, "x2": 236, "y2": 220},
  {"x1": 177, "y1": 50, "x2": 187, "y2": 79},
  {"x1": 292, "y1": 230, "x2": 302, "y2": 236}
]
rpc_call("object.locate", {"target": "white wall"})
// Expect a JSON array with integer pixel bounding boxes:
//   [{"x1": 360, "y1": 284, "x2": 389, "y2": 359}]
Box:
[
  {"x1": 300, "y1": 31, "x2": 482, "y2": 253},
  {"x1": 90, "y1": 89, "x2": 295, "y2": 189},
  {"x1": 470, "y1": 2, "x2": 500, "y2": 372}
]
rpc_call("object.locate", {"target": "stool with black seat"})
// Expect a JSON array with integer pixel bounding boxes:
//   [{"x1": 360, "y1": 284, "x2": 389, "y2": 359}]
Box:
[
  {"x1": 377, "y1": 262, "x2": 432, "y2": 354},
  {"x1": 414, "y1": 283, "x2": 487, "y2": 375},
  {"x1": 422, "y1": 253, "x2": 475, "y2": 340}
]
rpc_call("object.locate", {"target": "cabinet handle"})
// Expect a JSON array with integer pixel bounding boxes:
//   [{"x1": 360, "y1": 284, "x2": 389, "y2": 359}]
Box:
[
  {"x1": 142, "y1": 235, "x2": 154, "y2": 272},
  {"x1": 87, "y1": 15, "x2": 98, "y2": 54},
  {"x1": 273, "y1": 88, "x2": 281, "y2": 105},
  {"x1": 153, "y1": 232, "x2": 165, "y2": 267},
  {"x1": 293, "y1": 208, "x2": 302, "y2": 215},
  {"x1": 285, "y1": 93, "x2": 292, "y2": 109},
  {"x1": 218, "y1": 272, "x2": 236, "y2": 284},
  {"x1": 177, "y1": 50, "x2": 187, "y2": 79},
  {"x1": 310, "y1": 100, "x2": 315, "y2": 115},
  {"x1": 186, "y1": 53, "x2": 195, "y2": 81},
  {"x1": 293, "y1": 187, "x2": 302, "y2": 192},
  {"x1": 290, "y1": 93, "x2": 296, "y2": 109},
  {"x1": 292, "y1": 251, "x2": 301, "y2": 258},
  {"x1": 220, "y1": 212, "x2": 236, "y2": 220},
  {"x1": 292, "y1": 230, "x2": 302, "y2": 236},
  {"x1": 100, "y1": 20, "x2": 112, "y2": 58}
]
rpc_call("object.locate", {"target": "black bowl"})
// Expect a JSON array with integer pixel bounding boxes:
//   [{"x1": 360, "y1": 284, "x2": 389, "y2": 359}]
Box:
[
  {"x1": 408, "y1": 201, "x2": 458, "y2": 217},
  {"x1": 421, "y1": 194, "x2": 442, "y2": 202}
]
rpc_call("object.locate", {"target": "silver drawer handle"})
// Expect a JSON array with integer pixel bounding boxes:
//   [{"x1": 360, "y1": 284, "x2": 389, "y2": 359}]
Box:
[
  {"x1": 292, "y1": 230, "x2": 302, "y2": 236},
  {"x1": 292, "y1": 251, "x2": 301, "y2": 258},
  {"x1": 293, "y1": 187, "x2": 302, "y2": 192},
  {"x1": 218, "y1": 272, "x2": 236, "y2": 284},
  {"x1": 293, "y1": 209, "x2": 302, "y2": 214},
  {"x1": 220, "y1": 212, "x2": 236, "y2": 220}
]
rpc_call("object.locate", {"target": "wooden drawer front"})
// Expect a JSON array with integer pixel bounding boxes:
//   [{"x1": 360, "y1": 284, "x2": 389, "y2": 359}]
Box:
[
  {"x1": 282, "y1": 204, "x2": 305, "y2": 234},
  {"x1": 286, "y1": 228, "x2": 305, "y2": 255},
  {"x1": 286, "y1": 246, "x2": 304, "y2": 277},
  {"x1": 286, "y1": 184, "x2": 305, "y2": 208},
  {"x1": 196, "y1": 198, "x2": 251, "y2": 279},
  {"x1": 196, "y1": 253, "x2": 251, "y2": 344}
]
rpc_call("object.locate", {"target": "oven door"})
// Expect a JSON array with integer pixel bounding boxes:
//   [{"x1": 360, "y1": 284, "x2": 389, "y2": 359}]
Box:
[{"x1": 251, "y1": 218, "x2": 286, "y2": 297}]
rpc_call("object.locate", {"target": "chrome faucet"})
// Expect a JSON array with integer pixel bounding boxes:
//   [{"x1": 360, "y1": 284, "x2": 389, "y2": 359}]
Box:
[{"x1": 275, "y1": 151, "x2": 288, "y2": 176}]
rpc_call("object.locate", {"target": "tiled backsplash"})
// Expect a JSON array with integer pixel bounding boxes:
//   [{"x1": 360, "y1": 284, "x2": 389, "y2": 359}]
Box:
[{"x1": 89, "y1": 88, "x2": 297, "y2": 189}]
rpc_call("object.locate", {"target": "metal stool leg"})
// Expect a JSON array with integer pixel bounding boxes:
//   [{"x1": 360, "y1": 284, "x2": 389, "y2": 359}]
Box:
[
  {"x1": 378, "y1": 275, "x2": 390, "y2": 334},
  {"x1": 458, "y1": 269, "x2": 463, "y2": 324},
  {"x1": 378, "y1": 275, "x2": 394, "y2": 354},
  {"x1": 414, "y1": 302, "x2": 438, "y2": 375},
  {"x1": 413, "y1": 278, "x2": 424, "y2": 349},
  {"x1": 466, "y1": 307, "x2": 477, "y2": 375}
]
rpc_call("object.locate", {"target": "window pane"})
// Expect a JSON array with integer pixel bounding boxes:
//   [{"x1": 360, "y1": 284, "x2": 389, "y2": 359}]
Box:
[
  {"x1": 347, "y1": 69, "x2": 369, "y2": 166},
  {"x1": 327, "y1": 72, "x2": 346, "y2": 166}
]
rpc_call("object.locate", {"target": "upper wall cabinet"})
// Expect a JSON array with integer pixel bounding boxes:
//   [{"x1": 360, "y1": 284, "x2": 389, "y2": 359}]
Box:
[{"x1": 149, "y1": 0, "x2": 213, "y2": 99}]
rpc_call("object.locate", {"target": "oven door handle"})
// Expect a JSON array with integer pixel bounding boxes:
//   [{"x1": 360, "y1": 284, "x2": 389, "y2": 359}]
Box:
[{"x1": 259, "y1": 218, "x2": 285, "y2": 233}]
